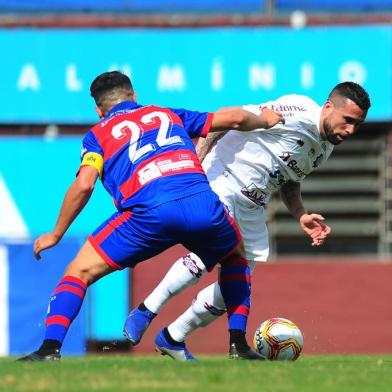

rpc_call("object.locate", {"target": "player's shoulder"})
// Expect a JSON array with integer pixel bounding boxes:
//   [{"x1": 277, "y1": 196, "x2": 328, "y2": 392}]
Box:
[
  {"x1": 243, "y1": 94, "x2": 320, "y2": 115},
  {"x1": 271, "y1": 94, "x2": 320, "y2": 111}
]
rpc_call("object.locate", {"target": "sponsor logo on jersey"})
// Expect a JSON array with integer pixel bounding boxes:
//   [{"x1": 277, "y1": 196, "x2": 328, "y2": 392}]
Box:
[
  {"x1": 137, "y1": 157, "x2": 196, "y2": 185},
  {"x1": 240, "y1": 183, "x2": 267, "y2": 206},
  {"x1": 286, "y1": 159, "x2": 306, "y2": 178},
  {"x1": 279, "y1": 152, "x2": 291, "y2": 162},
  {"x1": 266, "y1": 104, "x2": 307, "y2": 112},
  {"x1": 182, "y1": 254, "x2": 203, "y2": 278},
  {"x1": 278, "y1": 152, "x2": 306, "y2": 178}
]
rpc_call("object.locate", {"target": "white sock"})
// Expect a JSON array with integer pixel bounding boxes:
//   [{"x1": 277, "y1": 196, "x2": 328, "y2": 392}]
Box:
[
  {"x1": 168, "y1": 282, "x2": 226, "y2": 342},
  {"x1": 144, "y1": 253, "x2": 206, "y2": 314},
  {"x1": 167, "y1": 259, "x2": 258, "y2": 342}
]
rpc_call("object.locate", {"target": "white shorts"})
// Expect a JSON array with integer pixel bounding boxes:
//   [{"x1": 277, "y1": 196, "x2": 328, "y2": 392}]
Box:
[{"x1": 205, "y1": 160, "x2": 269, "y2": 263}]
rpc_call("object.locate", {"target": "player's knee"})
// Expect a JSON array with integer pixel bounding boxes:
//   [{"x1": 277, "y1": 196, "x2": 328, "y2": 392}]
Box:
[
  {"x1": 191, "y1": 283, "x2": 226, "y2": 326},
  {"x1": 64, "y1": 259, "x2": 107, "y2": 286},
  {"x1": 191, "y1": 297, "x2": 225, "y2": 327}
]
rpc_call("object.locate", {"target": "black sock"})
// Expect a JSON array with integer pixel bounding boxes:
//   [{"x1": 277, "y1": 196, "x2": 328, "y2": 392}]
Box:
[
  {"x1": 37, "y1": 339, "x2": 62, "y2": 355},
  {"x1": 138, "y1": 302, "x2": 156, "y2": 315},
  {"x1": 138, "y1": 303, "x2": 148, "y2": 312},
  {"x1": 229, "y1": 330, "x2": 250, "y2": 351},
  {"x1": 163, "y1": 327, "x2": 185, "y2": 347}
]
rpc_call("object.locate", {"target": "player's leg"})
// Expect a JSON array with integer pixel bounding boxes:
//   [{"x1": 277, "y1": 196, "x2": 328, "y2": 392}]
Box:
[
  {"x1": 155, "y1": 191, "x2": 262, "y2": 360},
  {"x1": 167, "y1": 260, "x2": 257, "y2": 342},
  {"x1": 215, "y1": 244, "x2": 262, "y2": 359},
  {"x1": 17, "y1": 240, "x2": 115, "y2": 361},
  {"x1": 123, "y1": 252, "x2": 207, "y2": 345},
  {"x1": 124, "y1": 174, "x2": 233, "y2": 345},
  {"x1": 160, "y1": 203, "x2": 268, "y2": 360},
  {"x1": 18, "y1": 209, "x2": 167, "y2": 362}
]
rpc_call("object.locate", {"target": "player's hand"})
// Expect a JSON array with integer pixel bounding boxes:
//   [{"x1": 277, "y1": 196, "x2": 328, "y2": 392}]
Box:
[
  {"x1": 33, "y1": 232, "x2": 61, "y2": 260},
  {"x1": 259, "y1": 108, "x2": 285, "y2": 129},
  {"x1": 299, "y1": 213, "x2": 331, "y2": 247}
]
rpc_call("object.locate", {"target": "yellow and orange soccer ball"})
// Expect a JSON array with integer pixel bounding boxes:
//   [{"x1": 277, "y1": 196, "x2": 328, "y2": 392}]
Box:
[{"x1": 253, "y1": 317, "x2": 304, "y2": 360}]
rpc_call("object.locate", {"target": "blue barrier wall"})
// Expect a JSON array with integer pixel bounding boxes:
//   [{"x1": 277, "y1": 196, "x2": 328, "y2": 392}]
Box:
[
  {"x1": 0, "y1": 0, "x2": 263, "y2": 12},
  {"x1": 0, "y1": 0, "x2": 390, "y2": 13},
  {"x1": 0, "y1": 137, "x2": 130, "y2": 351},
  {"x1": 1, "y1": 241, "x2": 86, "y2": 355},
  {"x1": 1, "y1": 26, "x2": 391, "y2": 123},
  {"x1": 277, "y1": 0, "x2": 392, "y2": 12},
  {"x1": 0, "y1": 240, "x2": 129, "y2": 355}
]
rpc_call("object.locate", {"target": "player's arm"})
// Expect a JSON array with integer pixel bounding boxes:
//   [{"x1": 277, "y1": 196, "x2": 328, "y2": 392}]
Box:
[
  {"x1": 210, "y1": 107, "x2": 284, "y2": 133},
  {"x1": 197, "y1": 107, "x2": 283, "y2": 162},
  {"x1": 280, "y1": 180, "x2": 331, "y2": 247},
  {"x1": 33, "y1": 166, "x2": 99, "y2": 260},
  {"x1": 196, "y1": 131, "x2": 225, "y2": 163}
]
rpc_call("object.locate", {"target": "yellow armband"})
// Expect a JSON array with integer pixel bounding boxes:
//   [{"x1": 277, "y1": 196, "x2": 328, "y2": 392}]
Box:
[{"x1": 81, "y1": 152, "x2": 103, "y2": 178}]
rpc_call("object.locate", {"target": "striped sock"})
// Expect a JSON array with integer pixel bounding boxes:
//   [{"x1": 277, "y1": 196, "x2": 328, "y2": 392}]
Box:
[
  {"x1": 44, "y1": 276, "x2": 87, "y2": 344},
  {"x1": 219, "y1": 257, "x2": 251, "y2": 332}
]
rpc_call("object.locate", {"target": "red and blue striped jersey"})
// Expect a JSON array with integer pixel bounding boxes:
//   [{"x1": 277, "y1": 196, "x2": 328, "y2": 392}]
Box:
[{"x1": 80, "y1": 100, "x2": 213, "y2": 211}]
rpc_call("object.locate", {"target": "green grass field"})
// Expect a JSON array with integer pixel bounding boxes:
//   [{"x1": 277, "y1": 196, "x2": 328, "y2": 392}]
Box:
[{"x1": 1, "y1": 354, "x2": 391, "y2": 392}]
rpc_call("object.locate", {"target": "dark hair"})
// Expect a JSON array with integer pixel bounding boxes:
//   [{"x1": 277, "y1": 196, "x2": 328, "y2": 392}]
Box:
[
  {"x1": 328, "y1": 82, "x2": 371, "y2": 111},
  {"x1": 90, "y1": 71, "x2": 134, "y2": 104}
]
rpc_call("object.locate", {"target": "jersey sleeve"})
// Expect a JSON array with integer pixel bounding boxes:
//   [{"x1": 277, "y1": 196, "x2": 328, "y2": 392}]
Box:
[
  {"x1": 171, "y1": 108, "x2": 213, "y2": 138},
  {"x1": 78, "y1": 130, "x2": 104, "y2": 178},
  {"x1": 242, "y1": 104, "x2": 263, "y2": 115},
  {"x1": 244, "y1": 95, "x2": 319, "y2": 130}
]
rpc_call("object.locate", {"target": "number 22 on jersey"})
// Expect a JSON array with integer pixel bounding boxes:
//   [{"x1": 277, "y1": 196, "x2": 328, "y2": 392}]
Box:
[{"x1": 111, "y1": 111, "x2": 184, "y2": 163}]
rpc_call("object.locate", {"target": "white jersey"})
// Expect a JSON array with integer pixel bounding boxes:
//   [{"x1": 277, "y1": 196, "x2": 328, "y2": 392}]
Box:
[{"x1": 203, "y1": 94, "x2": 334, "y2": 207}]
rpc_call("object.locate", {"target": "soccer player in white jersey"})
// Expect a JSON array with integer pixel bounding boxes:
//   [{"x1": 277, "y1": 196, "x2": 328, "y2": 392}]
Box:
[{"x1": 123, "y1": 82, "x2": 370, "y2": 361}]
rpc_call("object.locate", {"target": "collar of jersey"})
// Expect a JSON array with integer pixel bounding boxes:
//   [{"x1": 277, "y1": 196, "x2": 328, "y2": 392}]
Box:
[{"x1": 105, "y1": 100, "x2": 142, "y2": 120}]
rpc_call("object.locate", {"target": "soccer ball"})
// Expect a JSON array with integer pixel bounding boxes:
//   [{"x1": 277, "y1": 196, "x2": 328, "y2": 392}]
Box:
[{"x1": 253, "y1": 317, "x2": 304, "y2": 360}]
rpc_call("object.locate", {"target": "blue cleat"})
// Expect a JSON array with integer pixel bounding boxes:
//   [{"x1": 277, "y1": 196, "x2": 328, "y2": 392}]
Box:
[
  {"x1": 155, "y1": 328, "x2": 196, "y2": 362},
  {"x1": 123, "y1": 307, "x2": 156, "y2": 345}
]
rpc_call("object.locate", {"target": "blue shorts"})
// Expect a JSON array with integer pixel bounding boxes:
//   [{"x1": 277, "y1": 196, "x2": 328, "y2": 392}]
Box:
[{"x1": 88, "y1": 190, "x2": 242, "y2": 271}]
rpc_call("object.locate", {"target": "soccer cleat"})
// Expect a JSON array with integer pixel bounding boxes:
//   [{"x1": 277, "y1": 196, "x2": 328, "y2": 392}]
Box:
[
  {"x1": 17, "y1": 350, "x2": 61, "y2": 362},
  {"x1": 154, "y1": 328, "x2": 196, "y2": 362},
  {"x1": 229, "y1": 343, "x2": 265, "y2": 360},
  {"x1": 123, "y1": 307, "x2": 156, "y2": 345}
]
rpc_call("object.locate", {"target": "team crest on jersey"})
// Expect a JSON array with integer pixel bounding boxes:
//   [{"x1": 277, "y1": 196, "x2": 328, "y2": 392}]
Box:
[
  {"x1": 241, "y1": 183, "x2": 267, "y2": 206},
  {"x1": 296, "y1": 139, "x2": 305, "y2": 147},
  {"x1": 308, "y1": 148, "x2": 316, "y2": 157},
  {"x1": 312, "y1": 153, "x2": 324, "y2": 168}
]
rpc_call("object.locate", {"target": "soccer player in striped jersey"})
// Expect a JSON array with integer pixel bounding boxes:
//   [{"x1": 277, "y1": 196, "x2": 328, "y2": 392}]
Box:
[
  {"x1": 123, "y1": 82, "x2": 370, "y2": 360},
  {"x1": 18, "y1": 71, "x2": 283, "y2": 361}
]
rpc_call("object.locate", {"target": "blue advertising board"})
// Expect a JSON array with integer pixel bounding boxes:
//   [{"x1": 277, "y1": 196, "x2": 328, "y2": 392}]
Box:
[
  {"x1": 3, "y1": 241, "x2": 87, "y2": 355},
  {"x1": 0, "y1": 0, "x2": 263, "y2": 12},
  {"x1": 277, "y1": 0, "x2": 392, "y2": 12},
  {"x1": 0, "y1": 138, "x2": 129, "y2": 345},
  {"x1": 1, "y1": 26, "x2": 391, "y2": 123}
]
